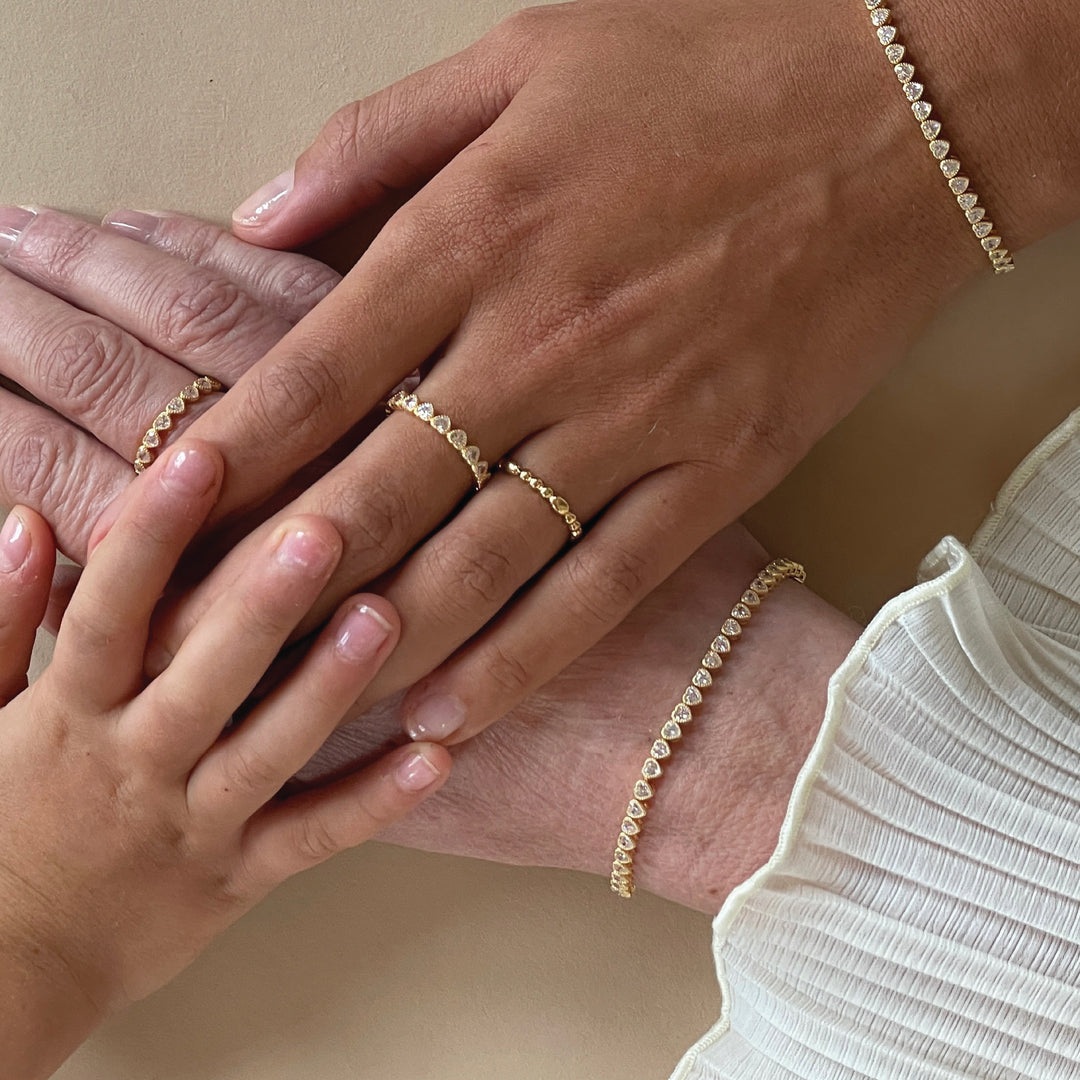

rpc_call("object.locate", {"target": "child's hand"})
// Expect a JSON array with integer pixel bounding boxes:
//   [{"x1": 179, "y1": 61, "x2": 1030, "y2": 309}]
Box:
[{"x1": 0, "y1": 442, "x2": 451, "y2": 1080}]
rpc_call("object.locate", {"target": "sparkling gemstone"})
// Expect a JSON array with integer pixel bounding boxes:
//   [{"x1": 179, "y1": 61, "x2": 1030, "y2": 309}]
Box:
[
  {"x1": 621, "y1": 817, "x2": 640, "y2": 836},
  {"x1": 628, "y1": 799, "x2": 646, "y2": 819},
  {"x1": 940, "y1": 159, "x2": 961, "y2": 179},
  {"x1": 180, "y1": 385, "x2": 199, "y2": 401},
  {"x1": 921, "y1": 120, "x2": 942, "y2": 140},
  {"x1": 750, "y1": 581, "x2": 769, "y2": 596},
  {"x1": 136, "y1": 446, "x2": 153, "y2": 464},
  {"x1": 553, "y1": 496, "x2": 570, "y2": 514},
  {"x1": 991, "y1": 248, "x2": 1010, "y2": 262},
  {"x1": 612, "y1": 863, "x2": 629, "y2": 877},
  {"x1": 133, "y1": 461, "x2": 146, "y2": 474},
  {"x1": 870, "y1": 8, "x2": 890, "y2": 26},
  {"x1": 475, "y1": 462, "x2": 490, "y2": 479},
  {"x1": 153, "y1": 413, "x2": 172, "y2": 431},
  {"x1": 194, "y1": 376, "x2": 216, "y2": 392},
  {"x1": 903, "y1": 81, "x2": 924, "y2": 102},
  {"x1": 702, "y1": 651, "x2": 722, "y2": 670},
  {"x1": 884, "y1": 43, "x2": 905, "y2": 63},
  {"x1": 732, "y1": 603, "x2": 753, "y2": 623},
  {"x1": 661, "y1": 720, "x2": 682, "y2": 740},
  {"x1": 741, "y1": 590, "x2": 761, "y2": 608},
  {"x1": 448, "y1": 429, "x2": 468, "y2": 448},
  {"x1": 912, "y1": 100, "x2": 932, "y2": 121},
  {"x1": 721, "y1": 618, "x2": 743, "y2": 638},
  {"x1": 929, "y1": 139, "x2": 950, "y2": 160},
  {"x1": 995, "y1": 263, "x2": 1016, "y2": 274},
  {"x1": 949, "y1": 176, "x2": 970, "y2": 195},
  {"x1": 614, "y1": 848, "x2": 632, "y2": 864},
  {"x1": 894, "y1": 63, "x2": 914, "y2": 83},
  {"x1": 683, "y1": 686, "x2": 703, "y2": 707},
  {"x1": 672, "y1": 704, "x2": 692, "y2": 722},
  {"x1": 464, "y1": 445, "x2": 481, "y2": 465},
  {"x1": 877, "y1": 25, "x2": 897, "y2": 45},
  {"x1": 982, "y1": 236, "x2": 1002, "y2": 251},
  {"x1": 965, "y1": 207, "x2": 986, "y2": 223},
  {"x1": 865, "y1": 0, "x2": 882, "y2": 7},
  {"x1": 642, "y1": 758, "x2": 662, "y2": 780},
  {"x1": 957, "y1": 193, "x2": 978, "y2": 210},
  {"x1": 973, "y1": 221, "x2": 994, "y2": 239},
  {"x1": 416, "y1": 402, "x2": 435, "y2": 421},
  {"x1": 634, "y1": 780, "x2": 654, "y2": 801},
  {"x1": 166, "y1": 397, "x2": 186, "y2": 414},
  {"x1": 143, "y1": 429, "x2": 160, "y2": 448},
  {"x1": 402, "y1": 394, "x2": 419, "y2": 411},
  {"x1": 711, "y1": 635, "x2": 732, "y2": 654},
  {"x1": 432, "y1": 415, "x2": 452, "y2": 434},
  {"x1": 617, "y1": 833, "x2": 636, "y2": 851},
  {"x1": 651, "y1": 738, "x2": 672, "y2": 760},
  {"x1": 692, "y1": 669, "x2": 713, "y2": 689}
]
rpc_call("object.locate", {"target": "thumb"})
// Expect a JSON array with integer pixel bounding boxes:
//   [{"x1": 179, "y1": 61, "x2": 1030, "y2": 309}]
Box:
[{"x1": 231, "y1": 33, "x2": 538, "y2": 249}]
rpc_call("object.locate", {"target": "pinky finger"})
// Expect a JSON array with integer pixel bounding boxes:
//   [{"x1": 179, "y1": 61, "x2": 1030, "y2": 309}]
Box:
[
  {"x1": 240, "y1": 743, "x2": 451, "y2": 890},
  {"x1": 0, "y1": 507, "x2": 57, "y2": 703}
]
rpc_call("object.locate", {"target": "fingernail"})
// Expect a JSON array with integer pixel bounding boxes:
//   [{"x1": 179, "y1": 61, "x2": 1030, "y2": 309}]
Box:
[
  {"x1": 0, "y1": 206, "x2": 37, "y2": 258},
  {"x1": 395, "y1": 748, "x2": 443, "y2": 793},
  {"x1": 101, "y1": 209, "x2": 162, "y2": 243},
  {"x1": 404, "y1": 695, "x2": 466, "y2": 742},
  {"x1": 335, "y1": 603, "x2": 393, "y2": 662},
  {"x1": 162, "y1": 446, "x2": 217, "y2": 495},
  {"x1": 274, "y1": 526, "x2": 335, "y2": 572},
  {"x1": 0, "y1": 509, "x2": 30, "y2": 573},
  {"x1": 233, "y1": 169, "x2": 293, "y2": 226}
]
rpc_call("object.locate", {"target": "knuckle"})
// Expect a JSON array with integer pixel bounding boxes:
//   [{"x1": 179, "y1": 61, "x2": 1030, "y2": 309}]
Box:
[
  {"x1": 327, "y1": 469, "x2": 411, "y2": 572},
  {"x1": 421, "y1": 530, "x2": 516, "y2": 620},
  {"x1": 316, "y1": 98, "x2": 373, "y2": 168},
  {"x1": 492, "y1": 5, "x2": 553, "y2": 47},
  {"x1": 158, "y1": 217, "x2": 228, "y2": 263},
  {"x1": 294, "y1": 813, "x2": 343, "y2": 866},
  {"x1": 147, "y1": 274, "x2": 251, "y2": 357},
  {"x1": 24, "y1": 218, "x2": 99, "y2": 283},
  {"x1": 218, "y1": 744, "x2": 283, "y2": 804},
  {"x1": 40, "y1": 320, "x2": 137, "y2": 427},
  {"x1": 272, "y1": 259, "x2": 341, "y2": 319},
  {"x1": 3, "y1": 421, "x2": 94, "y2": 528},
  {"x1": 564, "y1": 539, "x2": 650, "y2": 629},
  {"x1": 476, "y1": 640, "x2": 532, "y2": 700}
]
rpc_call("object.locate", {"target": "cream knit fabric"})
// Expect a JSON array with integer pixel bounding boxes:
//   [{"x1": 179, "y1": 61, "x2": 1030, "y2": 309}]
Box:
[{"x1": 673, "y1": 409, "x2": 1080, "y2": 1079}]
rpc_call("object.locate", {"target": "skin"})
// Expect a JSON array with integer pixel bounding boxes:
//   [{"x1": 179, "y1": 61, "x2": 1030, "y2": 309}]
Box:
[{"x1": 0, "y1": 446, "x2": 451, "y2": 1080}]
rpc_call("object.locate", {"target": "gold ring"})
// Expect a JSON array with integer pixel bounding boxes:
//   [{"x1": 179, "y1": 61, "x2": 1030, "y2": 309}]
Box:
[
  {"x1": 134, "y1": 376, "x2": 223, "y2": 475},
  {"x1": 386, "y1": 391, "x2": 491, "y2": 490},
  {"x1": 501, "y1": 460, "x2": 582, "y2": 541}
]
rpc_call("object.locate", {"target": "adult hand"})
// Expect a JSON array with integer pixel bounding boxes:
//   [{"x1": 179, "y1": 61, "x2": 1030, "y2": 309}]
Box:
[
  {"x1": 0, "y1": 206, "x2": 341, "y2": 562},
  {"x1": 143, "y1": 0, "x2": 1074, "y2": 748}
]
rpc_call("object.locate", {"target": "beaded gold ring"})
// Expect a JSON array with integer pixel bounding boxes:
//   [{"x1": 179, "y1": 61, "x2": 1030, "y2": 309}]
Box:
[
  {"x1": 863, "y1": 0, "x2": 1014, "y2": 274},
  {"x1": 610, "y1": 557, "x2": 807, "y2": 898},
  {"x1": 386, "y1": 391, "x2": 491, "y2": 490},
  {"x1": 133, "y1": 376, "x2": 223, "y2": 475},
  {"x1": 501, "y1": 460, "x2": 583, "y2": 541}
]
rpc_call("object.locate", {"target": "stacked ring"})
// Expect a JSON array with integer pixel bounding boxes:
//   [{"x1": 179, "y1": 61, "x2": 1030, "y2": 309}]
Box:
[
  {"x1": 133, "y1": 376, "x2": 223, "y2": 475},
  {"x1": 386, "y1": 391, "x2": 491, "y2": 490},
  {"x1": 501, "y1": 460, "x2": 583, "y2": 541}
]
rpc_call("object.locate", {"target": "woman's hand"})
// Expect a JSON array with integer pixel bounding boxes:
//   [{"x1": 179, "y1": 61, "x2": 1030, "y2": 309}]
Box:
[
  {"x1": 0, "y1": 206, "x2": 341, "y2": 562},
  {"x1": 127, "y1": 0, "x2": 1080, "y2": 750},
  {"x1": 0, "y1": 443, "x2": 449, "y2": 1080}
]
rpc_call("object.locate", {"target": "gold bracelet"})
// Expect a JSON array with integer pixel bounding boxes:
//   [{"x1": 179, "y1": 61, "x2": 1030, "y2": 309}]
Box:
[
  {"x1": 609, "y1": 557, "x2": 806, "y2": 899},
  {"x1": 863, "y1": 0, "x2": 1014, "y2": 275}
]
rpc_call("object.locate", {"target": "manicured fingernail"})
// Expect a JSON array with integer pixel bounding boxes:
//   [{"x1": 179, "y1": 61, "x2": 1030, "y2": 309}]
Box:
[
  {"x1": 102, "y1": 209, "x2": 162, "y2": 243},
  {"x1": 233, "y1": 169, "x2": 293, "y2": 226},
  {"x1": 404, "y1": 694, "x2": 466, "y2": 742},
  {"x1": 162, "y1": 446, "x2": 217, "y2": 495},
  {"x1": 395, "y1": 748, "x2": 443, "y2": 793},
  {"x1": 0, "y1": 206, "x2": 37, "y2": 258},
  {"x1": 335, "y1": 603, "x2": 393, "y2": 662},
  {"x1": 0, "y1": 509, "x2": 30, "y2": 573},
  {"x1": 274, "y1": 526, "x2": 335, "y2": 571}
]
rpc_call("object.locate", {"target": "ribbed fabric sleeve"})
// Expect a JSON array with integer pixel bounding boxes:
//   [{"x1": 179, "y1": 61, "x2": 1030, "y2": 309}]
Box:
[{"x1": 673, "y1": 409, "x2": 1080, "y2": 1080}]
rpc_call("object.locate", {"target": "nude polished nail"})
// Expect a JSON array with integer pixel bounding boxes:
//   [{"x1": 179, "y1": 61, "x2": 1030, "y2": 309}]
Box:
[
  {"x1": 395, "y1": 749, "x2": 443, "y2": 793},
  {"x1": 102, "y1": 209, "x2": 162, "y2": 243},
  {"x1": 233, "y1": 169, "x2": 293, "y2": 226},
  {"x1": 335, "y1": 603, "x2": 393, "y2": 662},
  {"x1": 0, "y1": 510, "x2": 30, "y2": 572},
  {"x1": 0, "y1": 206, "x2": 37, "y2": 258},
  {"x1": 404, "y1": 695, "x2": 466, "y2": 742}
]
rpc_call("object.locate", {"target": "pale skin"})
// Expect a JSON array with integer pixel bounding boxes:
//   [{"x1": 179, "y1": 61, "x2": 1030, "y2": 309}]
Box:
[{"x1": 2, "y1": 0, "x2": 1079, "y2": 758}]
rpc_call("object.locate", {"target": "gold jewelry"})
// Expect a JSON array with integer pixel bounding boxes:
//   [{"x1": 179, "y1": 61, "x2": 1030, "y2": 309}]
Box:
[
  {"x1": 863, "y1": 0, "x2": 1014, "y2": 275},
  {"x1": 501, "y1": 460, "x2": 583, "y2": 541},
  {"x1": 133, "y1": 376, "x2": 223, "y2": 475},
  {"x1": 610, "y1": 557, "x2": 807, "y2": 898},
  {"x1": 386, "y1": 391, "x2": 491, "y2": 490}
]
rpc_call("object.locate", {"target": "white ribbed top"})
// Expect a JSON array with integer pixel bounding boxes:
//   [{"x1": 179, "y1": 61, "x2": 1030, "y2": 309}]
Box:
[{"x1": 673, "y1": 409, "x2": 1080, "y2": 1079}]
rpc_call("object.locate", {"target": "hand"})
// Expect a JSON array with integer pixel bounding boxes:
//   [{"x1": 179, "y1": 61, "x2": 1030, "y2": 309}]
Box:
[
  {"x1": 0, "y1": 206, "x2": 342, "y2": 562},
  {"x1": 0, "y1": 443, "x2": 450, "y2": 1080},
  {"x1": 295, "y1": 523, "x2": 861, "y2": 914},
  {"x1": 137, "y1": 0, "x2": 1079, "y2": 750}
]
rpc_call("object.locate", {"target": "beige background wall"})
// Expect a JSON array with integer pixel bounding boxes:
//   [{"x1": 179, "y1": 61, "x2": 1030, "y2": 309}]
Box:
[{"x1": 3, "y1": 1, "x2": 1080, "y2": 1077}]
